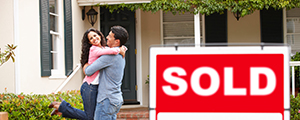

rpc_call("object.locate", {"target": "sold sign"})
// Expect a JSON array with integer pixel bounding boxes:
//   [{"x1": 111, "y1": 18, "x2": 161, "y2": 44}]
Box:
[
  {"x1": 149, "y1": 46, "x2": 290, "y2": 120},
  {"x1": 163, "y1": 66, "x2": 276, "y2": 96}
]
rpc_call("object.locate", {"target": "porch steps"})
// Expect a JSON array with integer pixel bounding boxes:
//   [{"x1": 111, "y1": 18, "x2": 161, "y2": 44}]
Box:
[{"x1": 117, "y1": 106, "x2": 149, "y2": 120}]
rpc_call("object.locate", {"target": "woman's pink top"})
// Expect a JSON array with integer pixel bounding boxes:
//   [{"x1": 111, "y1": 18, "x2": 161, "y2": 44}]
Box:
[{"x1": 83, "y1": 45, "x2": 120, "y2": 84}]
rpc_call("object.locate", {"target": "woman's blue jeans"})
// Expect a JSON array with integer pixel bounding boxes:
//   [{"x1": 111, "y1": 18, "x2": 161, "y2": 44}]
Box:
[{"x1": 58, "y1": 82, "x2": 98, "y2": 120}]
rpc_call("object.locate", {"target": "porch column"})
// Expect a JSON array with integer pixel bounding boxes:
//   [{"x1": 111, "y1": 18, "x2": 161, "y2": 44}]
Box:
[
  {"x1": 14, "y1": 0, "x2": 20, "y2": 94},
  {"x1": 194, "y1": 13, "x2": 201, "y2": 47}
]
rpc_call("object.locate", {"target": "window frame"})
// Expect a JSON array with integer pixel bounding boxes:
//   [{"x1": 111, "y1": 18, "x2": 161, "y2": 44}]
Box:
[
  {"x1": 40, "y1": 0, "x2": 66, "y2": 78},
  {"x1": 49, "y1": 0, "x2": 66, "y2": 78},
  {"x1": 286, "y1": 18, "x2": 300, "y2": 44},
  {"x1": 160, "y1": 10, "x2": 204, "y2": 46},
  {"x1": 284, "y1": 8, "x2": 300, "y2": 55}
]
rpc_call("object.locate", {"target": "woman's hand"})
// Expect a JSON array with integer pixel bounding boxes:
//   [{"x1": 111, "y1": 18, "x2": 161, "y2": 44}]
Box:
[
  {"x1": 83, "y1": 63, "x2": 90, "y2": 75},
  {"x1": 119, "y1": 46, "x2": 127, "y2": 58}
]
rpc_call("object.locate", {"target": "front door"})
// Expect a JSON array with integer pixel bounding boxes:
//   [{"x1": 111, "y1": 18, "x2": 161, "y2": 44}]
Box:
[{"x1": 100, "y1": 7, "x2": 137, "y2": 104}]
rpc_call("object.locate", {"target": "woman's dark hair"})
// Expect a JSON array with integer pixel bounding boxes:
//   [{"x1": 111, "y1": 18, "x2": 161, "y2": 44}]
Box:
[
  {"x1": 80, "y1": 28, "x2": 106, "y2": 67},
  {"x1": 111, "y1": 26, "x2": 129, "y2": 47}
]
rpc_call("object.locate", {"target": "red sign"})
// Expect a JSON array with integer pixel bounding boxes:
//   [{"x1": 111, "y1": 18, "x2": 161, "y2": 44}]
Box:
[{"x1": 155, "y1": 54, "x2": 284, "y2": 119}]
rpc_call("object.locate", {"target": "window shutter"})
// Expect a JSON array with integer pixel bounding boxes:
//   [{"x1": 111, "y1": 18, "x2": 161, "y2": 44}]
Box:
[
  {"x1": 40, "y1": 0, "x2": 52, "y2": 76},
  {"x1": 205, "y1": 11, "x2": 227, "y2": 45},
  {"x1": 64, "y1": 0, "x2": 73, "y2": 76},
  {"x1": 260, "y1": 8, "x2": 283, "y2": 43}
]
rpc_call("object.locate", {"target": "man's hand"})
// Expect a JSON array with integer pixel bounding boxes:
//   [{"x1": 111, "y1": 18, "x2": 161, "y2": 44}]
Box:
[
  {"x1": 83, "y1": 63, "x2": 90, "y2": 75},
  {"x1": 119, "y1": 46, "x2": 127, "y2": 58}
]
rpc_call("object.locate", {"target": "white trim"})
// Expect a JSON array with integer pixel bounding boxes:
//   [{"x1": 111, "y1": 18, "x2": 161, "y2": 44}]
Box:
[
  {"x1": 164, "y1": 36, "x2": 194, "y2": 39},
  {"x1": 49, "y1": 70, "x2": 67, "y2": 79},
  {"x1": 50, "y1": 51, "x2": 58, "y2": 54},
  {"x1": 284, "y1": 111, "x2": 290, "y2": 120},
  {"x1": 55, "y1": 64, "x2": 81, "y2": 93},
  {"x1": 202, "y1": 15, "x2": 205, "y2": 44},
  {"x1": 14, "y1": 0, "x2": 20, "y2": 94},
  {"x1": 50, "y1": 30, "x2": 59, "y2": 35},
  {"x1": 149, "y1": 110, "x2": 156, "y2": 120},
  {"x1": 49, "y1": 0, "x2": 66, "y2": 79},
  {"x1": 194, "y1": 13, "x2": 200, "y2": 47},
  {"x1": 283, "y1": 8, "x2": 287, "y2": 44},
  {"x1": 49, "y1": 12, "x2": 59, "y2": 16},
  {"x1": 136, "y1": 9, "x2": 143, "y2": 105},
  {"x1": 98, "y1": 6, "x2": 101, "y2": 30},
  {"x1": 290, "y1": 61, "x2": 300, "y2": 97},
  {"x1": 157, "y1": 113, "x2": 283, "y2": 120},
  {"x1": 77, "y1": 0, "x2": 152, "y2": 6},
  {"x1": 287, "y1": 17, "x2": 300, "y2": 19},
  {"x1": 162, "y1": 10, "x2": 201, "y2": 45},
  {"x1": 287, "y1": 33, "x2": 300, "y2": 35},
  {"x1": 292, "y1": 65, "x2": 295, "y2": 96},
  {"x1": 160, "y1": 10, "x2": 164, "y2": 44},
  {"x1": 163, "y1": 21, "x2": 194, "y2": 24},
  {"x1": 290, "y1": 61, "x2": 300, "y2": 66}
]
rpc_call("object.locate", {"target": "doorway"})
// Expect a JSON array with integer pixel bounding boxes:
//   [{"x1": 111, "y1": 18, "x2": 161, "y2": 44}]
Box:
[{"x1": 100, "y1": 7, "x2": 138, "y2": 104}]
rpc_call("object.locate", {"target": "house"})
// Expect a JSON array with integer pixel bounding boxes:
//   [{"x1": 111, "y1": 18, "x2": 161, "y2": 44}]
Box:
[{"x1": 0, "y1": 0, "x2": 300, "y2": 107}]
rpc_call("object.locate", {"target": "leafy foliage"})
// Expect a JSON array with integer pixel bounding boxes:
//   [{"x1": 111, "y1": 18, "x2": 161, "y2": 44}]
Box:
[
  {"x1": 1, "y1": 89, "x2": 300, "y2": 119},
  {"x1": 97, "y1": 0, "x2": 300, "y2": 17},
  {"x1": 145, "y1": 75, "x2": 149, "y2": 84},
  {"x1": 291, "y1": 94, "x2": 300, "y2": 120},
  {"x1": 0, "y1": 44, "x2": 17, "y2": 66},
  {"x1": 0, "y1": 89, "x2": 83, "y2": 120},
  {"x1": 291, "y1": 52, "x2": 300, "y2": 88}
]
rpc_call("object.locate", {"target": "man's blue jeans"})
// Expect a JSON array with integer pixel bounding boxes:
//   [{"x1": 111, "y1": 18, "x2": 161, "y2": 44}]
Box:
[
  {"x1": 94, "y1": 98, "x2": 123, "y2": 120},
  {"x1": 58, "y1": 82, "x2": 98, "y2": 120}
]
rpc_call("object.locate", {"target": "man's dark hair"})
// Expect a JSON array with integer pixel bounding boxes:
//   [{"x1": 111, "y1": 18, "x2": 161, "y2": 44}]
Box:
[{"x1": 111, "y1": 26, "x2": 129, "y2": 46}]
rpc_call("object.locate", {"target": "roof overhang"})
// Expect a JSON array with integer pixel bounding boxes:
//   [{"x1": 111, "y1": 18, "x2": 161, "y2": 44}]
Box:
[{"x1": 78, "y1": 0, "x2": 152, "y2": 6}]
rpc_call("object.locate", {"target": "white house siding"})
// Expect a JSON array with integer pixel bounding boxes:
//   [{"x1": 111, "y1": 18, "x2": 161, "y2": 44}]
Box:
[
  {"x1": 69, "y1": 3, "x2": 94, "y2": 92},
  {"x1": 59, "y1": 1, "x2": 89, "y2": 93},
  {"x1": 227, "y1": 10, "x2": 261, "y2": 44},
  {"x1": 0, "y1": 0, "x2": 95, "y2": 94},
  {"x1": 2, "y1": 0, "x2": 293, "y2": 108},
  {"x1": 0, "y1": 0, "x2": 15, "y2": 93},
  {"x1": 16, "y1": 0, "x2": 64, "y2": 94},
  {"x1": 140, "y1": 11, "x2": 161, "y2": 106},
  {"x1": 17, "y1": 0, "x2": 46, "y2": 94}
]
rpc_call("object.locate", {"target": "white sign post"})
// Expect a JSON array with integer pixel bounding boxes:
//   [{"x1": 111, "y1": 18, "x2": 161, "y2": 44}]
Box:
[{"x1": 149, "y1": 46, "x2": 290, "y2": 120}]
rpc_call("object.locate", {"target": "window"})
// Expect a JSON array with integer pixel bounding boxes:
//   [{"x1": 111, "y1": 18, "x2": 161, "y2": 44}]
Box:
[
  {"x1": 40, "y1": 0, "x2": 73, "y2": 77},
  {"x1": 286, "y1": 8, "x2": 300, "y2": 54},
  {"x1": 49, "y1": 0, "x2": 64, "y2": 78},
  {"x1": 162, "y1": 11, "x2": 203, "y2": 45}
]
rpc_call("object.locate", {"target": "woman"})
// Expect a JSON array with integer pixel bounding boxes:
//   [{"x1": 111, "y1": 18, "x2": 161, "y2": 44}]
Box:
[{"x1": 49, "y1": 28, "x2": 126, "y2": 120}]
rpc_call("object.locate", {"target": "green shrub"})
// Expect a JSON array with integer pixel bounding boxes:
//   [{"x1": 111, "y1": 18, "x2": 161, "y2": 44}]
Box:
[
  {"x1": 291, "y1": 94, "x2": 300, "y2": 120},
  {"x1": 0, "y1": 90, "x2": 83, "y2": 120},
  {"x1": 291, "y1": 52, "x2": 300, "y2": 88},
  {"x1": 1, "y1": 90, "x2": 300, "y2": 119}
]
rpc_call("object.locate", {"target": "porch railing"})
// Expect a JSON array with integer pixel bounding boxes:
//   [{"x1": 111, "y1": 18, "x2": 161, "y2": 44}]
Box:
[
  {"x1": 290, "y1": 61, "x2": 300, "y2": 97},
  {"x1": 55, "y1": 63, "x2": 81, "y2": 93}
]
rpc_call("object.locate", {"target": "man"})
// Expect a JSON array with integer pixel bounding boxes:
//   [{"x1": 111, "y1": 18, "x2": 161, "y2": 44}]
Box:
[{"x1": 84, "y1": 25, "x2": 129, "y2": 120}]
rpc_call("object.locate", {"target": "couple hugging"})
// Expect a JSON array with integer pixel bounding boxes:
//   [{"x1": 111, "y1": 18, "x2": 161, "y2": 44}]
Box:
[{"x1": 49, "y1": 25, "x2": 128, "y2": 120}]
